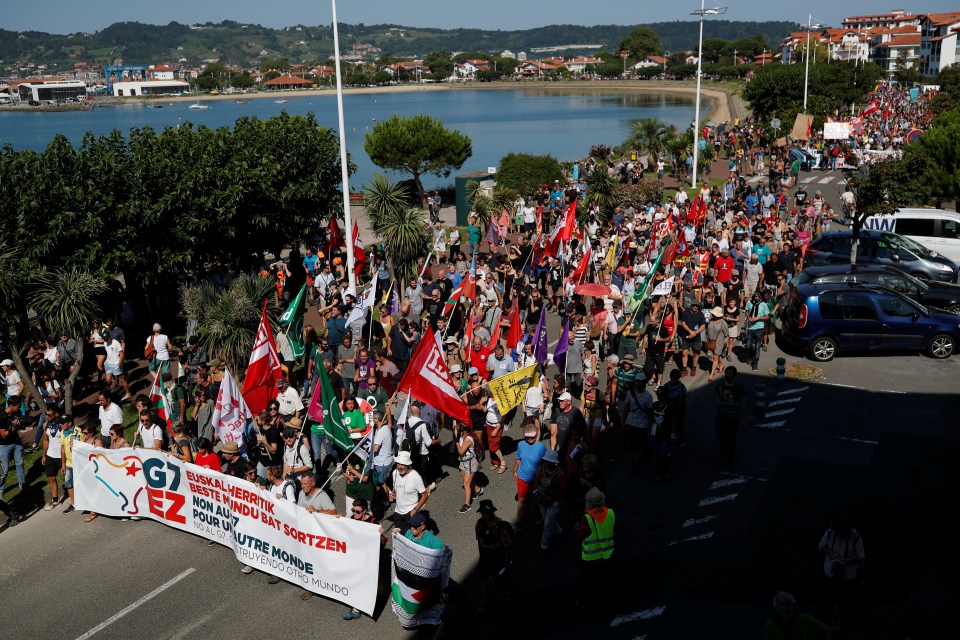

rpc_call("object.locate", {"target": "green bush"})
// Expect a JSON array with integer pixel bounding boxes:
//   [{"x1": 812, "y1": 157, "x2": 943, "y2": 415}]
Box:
[{"x1": 497, "y1": 153, "x2": 563, "y2": 198}]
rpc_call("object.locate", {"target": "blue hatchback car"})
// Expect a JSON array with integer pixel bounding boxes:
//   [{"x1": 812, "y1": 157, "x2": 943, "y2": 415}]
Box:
[{"x1": 780, "y1": 283, "x2": 960, "y2": 361}]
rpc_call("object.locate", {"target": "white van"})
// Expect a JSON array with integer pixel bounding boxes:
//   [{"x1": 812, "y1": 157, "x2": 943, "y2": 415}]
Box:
[{"x1": 863, "y1": 208, "x2": 960, "y2": 265}]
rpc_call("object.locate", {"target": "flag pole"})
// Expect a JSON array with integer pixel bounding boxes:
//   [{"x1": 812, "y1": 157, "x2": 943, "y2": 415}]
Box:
[{"x1": 331, "y1": 0, "x2": 356, "y2": 293}]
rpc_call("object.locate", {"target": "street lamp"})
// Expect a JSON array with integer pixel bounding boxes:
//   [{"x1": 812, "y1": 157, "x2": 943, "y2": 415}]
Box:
[
  {"x1": 690, "y1": 2, "x2": 727, "y2": 190},
  {"x1": 803, "y1": 15, "x2": 824, "y2": 113}
]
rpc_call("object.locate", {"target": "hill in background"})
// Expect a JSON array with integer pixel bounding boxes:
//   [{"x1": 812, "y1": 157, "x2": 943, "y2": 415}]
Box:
[{"x1": 0, "y1": 20, "x2": 796, "y2": 69}]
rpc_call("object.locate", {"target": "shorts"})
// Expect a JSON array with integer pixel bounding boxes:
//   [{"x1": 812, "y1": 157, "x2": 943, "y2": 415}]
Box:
[
  {"x1": 44, "y1": 457, "x2": 62, "y2": 478},
  {"x1": 149, "y1": 358, "x2": 171, "y2": 374},
  {"x1": 63, "y1": 467, "x2": 74, "y2": 489},
  {"x1": 459, "y1": 457, "x2": 479, "y2": 474},
  {"x1": 679, "y1": 336, "x2": 702, "y2": 351},
  {"x1": 517, "y1": 477, "x2": 534, "y2": 500},
  {"x1": 728, "y1": 325, "x2": 740, "y2": 338},
  {"x1": 590, "y1": 418, "x2": 603, "y2": 432},
  {"x1": 485, "y1": 424, "x2": 502, "y2": 453},
  {"x1": 374, "y1": 464, "x2": 390, "y2": 485},
  {"x1": 524, "y1": 405, "x2": 542, "y2": 419},
  {"x1": 105, "y1": 363, "x2": 123, "y2": 376}
]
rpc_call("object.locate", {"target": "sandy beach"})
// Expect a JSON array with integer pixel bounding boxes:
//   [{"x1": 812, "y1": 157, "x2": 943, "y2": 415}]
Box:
[{"x1": 162, "y1": 80, "x2": 736, "y2": 123}]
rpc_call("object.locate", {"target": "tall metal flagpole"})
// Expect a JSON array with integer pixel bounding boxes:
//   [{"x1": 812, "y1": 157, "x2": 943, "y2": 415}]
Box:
[
  {"x1": 332, "y1": 0, "x2": 357, "y2": 294},
  {"x1": 691, "y1": 0, "x2": 706, "y2": 191}
]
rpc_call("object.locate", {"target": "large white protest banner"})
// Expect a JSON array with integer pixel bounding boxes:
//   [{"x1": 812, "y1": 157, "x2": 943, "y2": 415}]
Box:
[{"x1": 72, "y1": 442, "x2": 381, "y2": 614}]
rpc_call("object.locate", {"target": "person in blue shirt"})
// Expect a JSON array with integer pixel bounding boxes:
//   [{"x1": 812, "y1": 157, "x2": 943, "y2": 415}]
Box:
[
  {"x1": 467, "y1": 216, "x2": 482, "y2": 257},
  {"x1": 513, "y1": 420, "x2": 546, "y2": 531},
  {"x1": 754, "y1": 237, "x2": 772, "y2": 265},
  {"x1": 405, "y1": 513, "x2": 445, "y2": 549},
  {"x1": 745, "y1": 191, "x2": 759, "y2": 214}
]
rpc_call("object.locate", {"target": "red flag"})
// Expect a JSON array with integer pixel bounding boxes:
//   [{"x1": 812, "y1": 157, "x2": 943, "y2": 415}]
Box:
[
  {"x1": 464, "y1": 314, "x2": 475, "y2": 360},
  {"x1": 571, "y1": 244, "x2": 591, "y2": 283},
  {"x1": 241, "y1": 301, "x2": 282, "y2": 415},
  {"x1": 396, "y1": 326, "x2": 471, "y2": 424},
  {"x1": 504, "y1": 304, "x2": 522, "y2": 351},
  {"x1": 475, "y1": 318, "x2": 502, "y2": 366},
  {"x1": 560, "y1": 199, "x2": 577, "y2": 243},
  {"x1": 327, "y1": 218, "x2": 344, "y2": 256},
  {"x1": 544, "y1": 217, "x2": 565, "y2": 259},
  {"x1": 861, "y1": 100, "x2": 879, "y2": 117},
  {"x1": 352, "y1": 221, "x2": 366, "y2": 277}
]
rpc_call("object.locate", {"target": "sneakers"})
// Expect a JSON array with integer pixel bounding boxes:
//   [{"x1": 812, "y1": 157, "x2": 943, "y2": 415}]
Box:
[
  {"x1": 680, "y1": 370, "x2": 688, "y2": 377},
  {"x1": 342, "y1": 610, "x2": 361, "y2": 620},
  {"x1": 474, "y1": 486, "x2": 484, "y2": 499},
  {"x1": 44, "y1": 501, "x2": 54, "y2": 511},
  {"x1": 458, "y1": 504, "x2": 471, "y2": 514},
  {"x1": 63, "y1": 504, "x2": 75, "y2": 514},
  {"x1": 689, "y1": 368, "x2": 697, "y2": 377},
  {"x1": 241, "y1": 565, "x2": 255, "y2": 575},
  {"x1": 752, "y1": 364, "x2": 758, "y2": 371}
]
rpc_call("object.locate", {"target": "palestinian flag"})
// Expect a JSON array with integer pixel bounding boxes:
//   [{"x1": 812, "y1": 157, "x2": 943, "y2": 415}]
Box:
[{"x1": 390, "y1": 532, "x2": 451, "y2": 628}]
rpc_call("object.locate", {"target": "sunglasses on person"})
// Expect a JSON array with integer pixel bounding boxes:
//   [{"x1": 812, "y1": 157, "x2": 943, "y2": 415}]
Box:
[{"x1": 351, "y1": 508, "x2": 364, "y2": 514}]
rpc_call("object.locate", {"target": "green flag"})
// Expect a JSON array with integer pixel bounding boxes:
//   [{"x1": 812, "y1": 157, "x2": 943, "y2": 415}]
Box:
[
  {"x1": 280, "y1": 283, "x2": 306, "y2": 359},
  {"x1": 317, "y1": 360, "x2": 352, "y2": 451}
]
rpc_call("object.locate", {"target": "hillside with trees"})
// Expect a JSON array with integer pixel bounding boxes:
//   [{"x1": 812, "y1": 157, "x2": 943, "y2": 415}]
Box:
[{"x1": 0, "y1": 20, "x2": 795, "y2": 71}]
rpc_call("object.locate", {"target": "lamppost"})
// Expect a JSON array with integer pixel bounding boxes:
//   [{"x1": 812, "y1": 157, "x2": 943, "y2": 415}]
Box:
[
  {"x1": 802, "y1": 15, "x2": 824, "y2": 113},
  {"x1": 690, "y1": 2, "x2": 727, "y2": 190},
  {"x1": 331, "y1": 0, "x2": 356, "y2": 292}
]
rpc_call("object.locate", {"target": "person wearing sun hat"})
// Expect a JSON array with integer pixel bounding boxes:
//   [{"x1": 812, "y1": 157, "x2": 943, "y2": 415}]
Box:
[
  {"x1": 475, "y1": 498, "x2": 513, "y2": 603},
  {"x1": 705, "y1": 306, "x2": 731, "y2": 382}
]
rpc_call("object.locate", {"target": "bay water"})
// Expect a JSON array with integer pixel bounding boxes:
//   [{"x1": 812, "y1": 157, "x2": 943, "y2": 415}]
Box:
[{"x1": 0, "y1": 88, "x2": 699, "y2": 189}]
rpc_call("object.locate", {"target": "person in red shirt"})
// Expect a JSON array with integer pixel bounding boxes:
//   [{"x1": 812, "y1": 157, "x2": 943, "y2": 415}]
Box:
[
  {"x1": 713, "y1": 248, "x2": 736, "y2": 291},
  {"x1": 194, "y1": 438, "x2": 221, "y2": 472}
]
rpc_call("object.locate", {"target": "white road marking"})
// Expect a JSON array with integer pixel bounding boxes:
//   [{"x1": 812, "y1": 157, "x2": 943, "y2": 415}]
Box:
[
  {"x1": 709, "y1": 477, "x2": 748, "y2": 490},
  {"x1": 720, "y1": 471, "x2": 768, "y2": 482},
  {"x1": 669, "y1": 531, "x2": 716, "y2": 546},
  {"x1": 768, "y1": 397, "x2": 802, "y2": 407},
  {"x1": 799, "y1": 177, "x2": 815, "y2": 184},
  {"x1": 699, "y1": 493, "x2": 738, "y2": 507},
  {"x1": 817, "y1": 176, "x2": 835, "y2": 184},
  {"x1": 775, "y1": 428, "x2": 879, "y2": 445},
  {"x1": 74, "y1": 568, "x2": 196, "y2": 640},
  {"x1": 610, "y1": 605, "x2": 667, "y2": 628},
  {"x1": 765, "y1": 409, "x2": 795, "y2": 417},
  {"x1": 777, "y1": 386, "x2": 809, "y2": 395},
  {"x1": 683, "y1": 514, "x2": 719, "y2": 528},
  {"x1": 837, "y1": 436, "x2": 880, "y2": 445},
  {"x1": 757, "y1": 420, "x2": 787, "y2": 429}
]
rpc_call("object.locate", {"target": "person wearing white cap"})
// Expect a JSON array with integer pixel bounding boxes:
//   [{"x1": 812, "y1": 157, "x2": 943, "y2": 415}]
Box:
[
  {"x1": 1, "y1": 360, "x2": 23, "y2": 400},
  {"x1": 549, "y1": 391, "x2": 585, "y2": 462},
  {"x1": 388, "y1": 450, "x2": 429, "y2": 532}
]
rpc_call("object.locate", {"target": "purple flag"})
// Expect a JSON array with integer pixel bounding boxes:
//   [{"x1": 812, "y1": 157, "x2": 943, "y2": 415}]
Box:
[
  {"x1": 388, "y1": 282, "x2": 400, "y2": 315},
  {"x1": 553, "y1": 319, "x2": 570, "y2": 373},
  {"x1": 533, "y1": 308, "x2": 549, "y2": 366}
]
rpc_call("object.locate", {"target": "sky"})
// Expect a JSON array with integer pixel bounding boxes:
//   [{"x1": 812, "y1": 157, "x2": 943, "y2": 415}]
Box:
[{"x1": 5, "y1": 1, "x2": 960, "y2": 34}]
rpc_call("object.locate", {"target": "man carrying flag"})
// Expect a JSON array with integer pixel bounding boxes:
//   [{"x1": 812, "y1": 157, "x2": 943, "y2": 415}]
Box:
[
  {"x1": 148, "y1": 374, "x2": 174, "y2": 438},
  {"x1": 211, "y1": 366, "x2": 251, "y2": 444},
  {"x1": 311, "y1": 356, "x2": 354, "y2": 466}
]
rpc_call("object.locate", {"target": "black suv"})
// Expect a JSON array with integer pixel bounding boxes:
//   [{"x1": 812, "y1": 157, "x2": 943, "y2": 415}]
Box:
[
  {"x1": 805, "y1": 229, "x2": 959, "y2": 282},
  {"x1": 792, "y1": 265, "x2": 960, "y2": 314}
]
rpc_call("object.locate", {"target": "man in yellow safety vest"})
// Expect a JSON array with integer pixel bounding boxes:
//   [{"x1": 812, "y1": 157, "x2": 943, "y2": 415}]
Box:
[{"x1": 577, "y1": 487, "x2": 618, "y2": 610}]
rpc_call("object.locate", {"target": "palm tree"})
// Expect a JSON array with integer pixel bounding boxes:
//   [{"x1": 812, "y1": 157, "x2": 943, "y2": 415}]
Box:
[
  {"x1": 28, "y1": 268, "x2": 108, "y2": 412},
  {"x1": 625, "y1": 118, "x2": 677, "y2": 166},
  {"x1": 585, "y1": 167, "x2": 617, "y2": 223},
  {"x1": 364, "y1": 174, "x2": 429, "y2": 287},
  {"x1": 182, "y1": 273, "x2": 279, "y2": 374}
]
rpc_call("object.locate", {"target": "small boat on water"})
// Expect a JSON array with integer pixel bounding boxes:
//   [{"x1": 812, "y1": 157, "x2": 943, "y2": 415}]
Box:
[
  {"x1": 145, "y1": 104, "x2": 163, "y2": 109},
  {"x1": 188, "y1": 103, "x2": 210, "y2": 110},
  {"x1": 274, "y1": 99, "x2": 288, "y2": 104},
  {"x1": 235, "y1": 100, "x2": 249, "y2": 104}
]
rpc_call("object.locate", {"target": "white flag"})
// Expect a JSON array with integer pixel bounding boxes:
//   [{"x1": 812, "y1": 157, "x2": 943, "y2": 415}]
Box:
[
  {"x1": 212, "y1": 367, "x2": 252, "y2": 444},
  {"x1": 345, "y1": 273, "x2": 378, "y2": 326},
  {"x1": 394, "y1": 391, "x2": 411, "y2": 450},
  {"x1": 652, "y1": 276, "x2": 675, "y2": 297}
]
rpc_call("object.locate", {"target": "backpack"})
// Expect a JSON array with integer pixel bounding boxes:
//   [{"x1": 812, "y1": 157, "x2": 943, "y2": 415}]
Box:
[
  {"x1": 283, "y1": 477, "x2": 302, "y2": 501},
  {"x1": 401, "y1": 418, "x2": 423, "y2": 454}
]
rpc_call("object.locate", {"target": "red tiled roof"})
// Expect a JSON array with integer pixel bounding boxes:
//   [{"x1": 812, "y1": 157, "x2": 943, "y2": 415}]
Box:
[
  {"x1": 922, "y1": 12, "x2": 960, "y2": 26},
  {"x1": 643, "y1": 56, "x2": 666, "y2": 64},
  {"x1": 262, "y1": 74, "x2": 311, "y2": 86}
]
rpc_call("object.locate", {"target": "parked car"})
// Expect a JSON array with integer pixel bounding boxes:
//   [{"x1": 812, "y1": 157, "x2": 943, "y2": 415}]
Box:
[
  {"x1": 863, "y1": 208, "x2": 960, "y2": 266},
  {"x1": 780, "y1": 283, "x2": 960, "y2": 361},
  {"x1": 792, "y1": 265, "x2": 960, "y2": 314},
  {"x1": 805, "y1": 229, "x2": 959, "y2": 283}
]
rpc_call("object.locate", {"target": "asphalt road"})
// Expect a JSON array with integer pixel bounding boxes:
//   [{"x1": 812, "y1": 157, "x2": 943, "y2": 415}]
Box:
[{"x1": 3, "y1": 165, "x2": 959, "y2": 639}]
